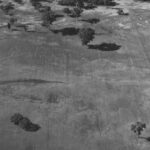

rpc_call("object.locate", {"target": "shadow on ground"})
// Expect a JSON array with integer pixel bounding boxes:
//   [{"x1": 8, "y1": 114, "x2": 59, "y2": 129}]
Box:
[
  {"x1": 51, "y1": 27, "x2": 80, "y2": 36},
  {"x1": 88, "y1": 43, "x2": 121, "y2": 51}
]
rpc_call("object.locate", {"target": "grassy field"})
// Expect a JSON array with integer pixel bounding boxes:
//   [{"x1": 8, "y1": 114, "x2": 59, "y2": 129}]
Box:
[{"x1": 1, "y1": 0, "x2": 150, "y2": 150}]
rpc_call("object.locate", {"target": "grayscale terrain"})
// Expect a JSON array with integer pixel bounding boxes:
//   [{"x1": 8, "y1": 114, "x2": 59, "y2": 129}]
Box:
[{"x1": 0, "y1": 0, "x2": 150, "y2": 150}]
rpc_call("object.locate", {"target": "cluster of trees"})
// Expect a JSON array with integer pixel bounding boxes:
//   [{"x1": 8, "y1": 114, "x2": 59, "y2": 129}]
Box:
[
  {"x1": 14, "y1": 0, "x2": 23, "y2": 4},
  {"x1": 59, "y1": 0, "x2": 112, "y2": 7},
  {"x1": 131, "y1": 121, "x2": 146, "y2": 137},
  {"x1": 0, "y1": 2, "x2": 14, "y2": 14},
  {"x1": 64, "y1": 7, "x2": 83, "y2": 17},
  {"x1": 41, "y1": 6, "x2": 56, "y2": 26}
]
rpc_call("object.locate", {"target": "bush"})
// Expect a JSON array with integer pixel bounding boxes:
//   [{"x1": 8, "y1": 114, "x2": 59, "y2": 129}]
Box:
[
  {"x1": 11, "y1": 113, "x2": 41, "y2": 132},
  {"x1": 131, "y1": 122, "x2": 146, "y2": 137},
  {"x1": 79, "y1": 28, "x2": 95, "y2": 45}
]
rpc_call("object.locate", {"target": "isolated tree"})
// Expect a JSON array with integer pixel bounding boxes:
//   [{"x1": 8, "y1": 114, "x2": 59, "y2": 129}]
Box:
[
  {"x1": 131, "y1": 122, "x2": 146, "y2": 137},
  {"x1": 79, "y1": 28, "x2": 95, "y2": 45}
]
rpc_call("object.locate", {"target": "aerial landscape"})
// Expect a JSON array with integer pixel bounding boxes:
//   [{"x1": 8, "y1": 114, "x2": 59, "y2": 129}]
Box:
[{"x1": 1, "y1": 0, "x2": 150, "y2": 149}]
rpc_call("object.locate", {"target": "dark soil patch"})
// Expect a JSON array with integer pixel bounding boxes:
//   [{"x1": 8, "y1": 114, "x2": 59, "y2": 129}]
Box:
[
  {"x1": 11, "y1": 113, "x2": 41, "y2": 132},
  {"x1": 51, "y1": 27, "x2": 80, "y2": 36},
  {"x1": 88, "y1": 43, "x2": 121, "y2": 51}
]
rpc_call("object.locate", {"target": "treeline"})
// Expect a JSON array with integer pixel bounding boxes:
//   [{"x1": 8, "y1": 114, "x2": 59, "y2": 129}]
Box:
[{"x1": 58, "y1": 0, "x2": 114, "y2": 7}]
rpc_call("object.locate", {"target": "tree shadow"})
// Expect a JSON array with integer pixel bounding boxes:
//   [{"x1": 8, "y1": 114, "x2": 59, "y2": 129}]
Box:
[
  {"x1": 51, "y1": 27, "x2": 79, "y2": 36},
  {"x1": 88, "y1": 43, "x2": 121, "y2": 51},
  {"x1": 139, "y1": 136, "x2": 150, "y2": 142}
]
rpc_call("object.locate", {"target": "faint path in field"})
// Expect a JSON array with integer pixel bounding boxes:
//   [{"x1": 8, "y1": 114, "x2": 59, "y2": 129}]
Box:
[{"x1": 0, "y1": 79, "x2": 65, "y2": 85}]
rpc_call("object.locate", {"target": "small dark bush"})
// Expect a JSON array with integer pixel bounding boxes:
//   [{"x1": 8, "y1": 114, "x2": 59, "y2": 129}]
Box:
[
  {"x1": 11, "y1": 113, "x2": 41, "y2": 132},
  {"x1": 14, "y1": 0, "x2": 23, "y2": 4},
  {"x1": 131, "y1": 122, "x2": 146, "y2": 136},
  {"x1": 88, "y1": 43, "x2": 121, "y2": 51},
  {"x1": 58, "y1": 0, "x2": 76, "y2": 6},
  {"x1": 79, "y1": 28, "x2": 95, "y2": 45},
  {"x1": 51, "y1": 27, "x2": 79, "y2": 36}
]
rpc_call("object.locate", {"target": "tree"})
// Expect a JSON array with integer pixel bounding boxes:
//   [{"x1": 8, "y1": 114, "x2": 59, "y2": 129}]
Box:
[
  {"x1": 58, "y1": 0, "x2": 76, "y2": 6},
  {"x1": 63, "y1": 8, "x2": 71, "y2": 14},
  {"x1": 70, "y1": 7, "x2": 83, "y2": 17},
  {"x1": 41, "y1": 7, "x2": 56, "y2": 26},
  {"x1": 131, "y1": 122, "x2": 146, "y2": 137},
  {"x1": 14, "y1": 0, "x2": 23, "y2": 4},
  {"x1": 1, "y1": 2, "x2": 14, "y2": 14},
  {"x1": 79, "y1": 28, "x2": 95, "y2": 45}
]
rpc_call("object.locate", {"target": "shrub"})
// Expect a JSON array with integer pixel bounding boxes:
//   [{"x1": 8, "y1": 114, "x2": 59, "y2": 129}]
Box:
[
  {"x1": 79, "y1": 28, "x2": 95, "y2": 45},
  {"x1": 11, "y1": 113, "x2": 41, "y2": 132},
  {"x1": 131, "y1": 122, "x2": 146, "y2": 137}
]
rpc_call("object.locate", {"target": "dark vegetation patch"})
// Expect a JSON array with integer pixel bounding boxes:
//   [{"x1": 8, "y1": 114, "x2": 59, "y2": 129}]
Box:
[
  {"x1": 11, "y1": 113, "x2": 41, "y2": 132},
  {"x1": 88, "y1": 43, "x2": 121, "y2": 51},
  {"x1": 63, "y1": 7, "x2": 72, "y2": 14},
  {"x1": 69, "y1": 7, "x2": 83, "y2": 17},
  {"x1": 0, "y1": 2, "x2": 15, "y2": 14},
  {"x1": 51, "y1": 27, "x2": 80, "y2": 36},
  {"x1": 58, "y1": 0, "x2": 118, "y2": 7},
  {"x1": 83, "y1": 4, "x2": 97, "y2": 10},
  {"x1": 30, "y1": 0, "x2": 49, "y2": 7},
  {"x1": 46, "y1": 92, "x2": 59, "y2": 103},
  {"x1": 79, "y1": 28, "x2": 95, "y2": 45},
  {"x1": 117, "y1": 9, "x2": 129, "y2": 16},
  {"x1": 80, "y1": 18, "x2": 100, "y2": 24},
  {"x1": 134, "y1": 0, "x2": 150, "y2": 2},
  {"x1": 14, "y1": 0, "x2": 24, "y2": 4}
]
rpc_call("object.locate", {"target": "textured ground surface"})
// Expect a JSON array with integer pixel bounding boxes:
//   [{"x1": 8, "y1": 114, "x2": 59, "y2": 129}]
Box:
[{"x1": 1, "y1": 0, "x2": 150, "y2": 150}]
